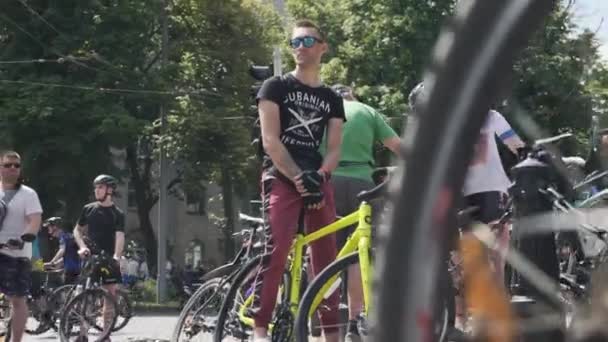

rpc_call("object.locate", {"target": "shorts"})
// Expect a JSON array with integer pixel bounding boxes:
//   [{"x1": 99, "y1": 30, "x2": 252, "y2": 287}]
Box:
[
  {"x1": 332, "y1": 176, "x2": 378, "y2": 249},
  {"x1": 463, "y1": 191, "x2": 506, "y2": 224},
  {"x1": 122, "y1": 275, "x2": 138, "y2": 286},
  {"x1": 91, "y1": 258, "x2": 122, "y2": 285},
  {"x1": 0, "y1": 254, "x2": 31, "y2": 297},
  {"x1": 64, "y1": 271, "x2": 80, "y2": 284}
]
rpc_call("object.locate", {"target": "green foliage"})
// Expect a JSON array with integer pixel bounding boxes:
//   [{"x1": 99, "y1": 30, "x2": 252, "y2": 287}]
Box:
[
  {"x1": 286, "y1": 0, "x2": 608, "y2": 157},
  {"x1": 0, "y1": 0, "x2": 163, "y2": 219},
  {"x1": 287, "y1": 0, "x2": 456, "y2": 120},
  {"x1": 165, "y1": 0, "x2": 281, "y2": 190}
]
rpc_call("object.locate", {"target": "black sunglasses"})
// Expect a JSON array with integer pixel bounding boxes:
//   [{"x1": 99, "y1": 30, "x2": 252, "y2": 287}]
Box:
[
  {"x1": 289, "y1": 36, "x2": 323, "y2": 49},
  {"x1": 2, "y1": 163, "x2": 21, "y2": 169}
]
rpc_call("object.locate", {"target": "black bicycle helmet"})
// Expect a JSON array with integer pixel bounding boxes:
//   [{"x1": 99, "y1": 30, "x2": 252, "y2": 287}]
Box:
[
  {"x1": 43, "y1": 216, "x2": 62, "y2": 228},
  {"x1": 93, "y1": 174, "x2": 118, "y2": 190},
  {"x1": 408, "y1": 82, "x2": 425, "y2": 114},
  {"x1": 332, "y1": 84, "x2": 350, "y2": 97}
]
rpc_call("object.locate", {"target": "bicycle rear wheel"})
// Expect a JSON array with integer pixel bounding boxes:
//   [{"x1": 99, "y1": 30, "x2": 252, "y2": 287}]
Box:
[{"x1": 374, "y1": 1, "x2": 555, "y2": 341}]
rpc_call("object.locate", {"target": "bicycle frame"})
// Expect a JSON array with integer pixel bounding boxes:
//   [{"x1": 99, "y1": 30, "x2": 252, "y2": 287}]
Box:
[{"x1": 237, "y1": 201, "x2": 373, "y2": 328}]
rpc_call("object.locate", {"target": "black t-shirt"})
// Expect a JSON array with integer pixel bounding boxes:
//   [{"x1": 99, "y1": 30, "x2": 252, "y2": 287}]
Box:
[
  {"x1": 77, "y1": 202, "x2": 125, "y2": 255},
  {"x1": 257, "y1": 74, "x2": 346, "y2": 173}
]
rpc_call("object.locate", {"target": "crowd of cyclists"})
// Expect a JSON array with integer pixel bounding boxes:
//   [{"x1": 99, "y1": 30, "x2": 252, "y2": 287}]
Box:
[{"x1": 1, "y1": 16, "x2": 607, "y2": 342}]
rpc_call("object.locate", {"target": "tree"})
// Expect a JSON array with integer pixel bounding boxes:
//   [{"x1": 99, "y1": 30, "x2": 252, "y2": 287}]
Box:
[
  {"x1": 165, "y1": 0, "x2": 280, "y2": 261},
  {"x1": 0, "y1": 0, "x2": 171, "y2": 269},
  {"x1": 286, "y1": 0, "x2": 607, "y2": 157}
]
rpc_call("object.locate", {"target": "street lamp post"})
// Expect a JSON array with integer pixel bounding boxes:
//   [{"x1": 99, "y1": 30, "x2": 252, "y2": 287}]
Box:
[
  {"x1": 273, "y1": 0, "x2": 285, "y2": 76},
  {"x1": 156, "y1": 0, "x2": 169, "y2": 303}
]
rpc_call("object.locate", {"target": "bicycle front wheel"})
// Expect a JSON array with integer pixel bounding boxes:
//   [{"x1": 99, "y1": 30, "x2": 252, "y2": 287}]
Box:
[
  {"x1": 375, "y1": 1, "x2": 556, "y2": 341},
  {"x1": 59, "y1": 288, "x2": 118, "y2": 342},
  {"x1": 214, "y1": 254, "x2": 271, "y2": 342},
  {"x1": 295, "y1": 252, "x2": 359, "y2": 342}
]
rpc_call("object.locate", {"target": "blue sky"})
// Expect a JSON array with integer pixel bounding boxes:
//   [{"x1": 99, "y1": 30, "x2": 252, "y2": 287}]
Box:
[{"x1": 571, "y1": 0, "x2": 608, "y2": 60}]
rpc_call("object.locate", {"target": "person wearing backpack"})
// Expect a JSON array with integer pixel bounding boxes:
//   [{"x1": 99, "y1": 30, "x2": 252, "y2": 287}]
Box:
[{"x1": 0, "y1": 150, "x2": 43, "y2": 342}]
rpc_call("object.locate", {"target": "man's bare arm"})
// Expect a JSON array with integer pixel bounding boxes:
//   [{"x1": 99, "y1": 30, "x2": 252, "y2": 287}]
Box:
[
  {"x1": 24, "y1": 213, "x2": 41, "y2": 236},
  {"x1": 503, "y1": 136, "x2": 526, "y2": 155},
  {"x1": 382, "y1": 136, "x2": 402, "y2": 156},
  {"x1": 259, "y1": 99, "x2": 302, "y2": 180},
  {"x1": 321, "y1": 118, "x2": 343, "y2": 173},
  {"x1": 73, "y1": 224, "x2": 88, "y2": 249},
  {"x1": 49, "y1": 248, "x2": 65, "y2": 265},
  {"x1": 114, "y1": 231, "x2": 125, "y2": 259}
]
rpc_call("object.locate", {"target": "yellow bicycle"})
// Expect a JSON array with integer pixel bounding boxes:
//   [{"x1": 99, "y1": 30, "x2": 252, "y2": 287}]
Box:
[{"x1": 213, "y1": 173, "x2": 386, "y2": 342}]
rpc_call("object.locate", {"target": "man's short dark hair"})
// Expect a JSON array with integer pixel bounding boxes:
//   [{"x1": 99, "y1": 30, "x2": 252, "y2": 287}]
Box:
[
  {"x1": 294, "y1": 19, "x2": 326, "y2": 41},
  {"x1": 1, "y1": 150, "x2": 20, "y2": 160}
]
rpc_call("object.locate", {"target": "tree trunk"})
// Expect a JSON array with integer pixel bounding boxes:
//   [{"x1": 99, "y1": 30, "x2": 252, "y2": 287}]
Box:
[
  {"x1": 126, "y1": 144, "x2": 159, "y2": 272},
  {"x1": 221, "y1": 166, "x2": 236, "y2": 262}
]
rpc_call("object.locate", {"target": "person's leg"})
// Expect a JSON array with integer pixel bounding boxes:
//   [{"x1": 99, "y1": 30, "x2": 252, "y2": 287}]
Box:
[
  {"x1": 9, "y1": 296, "x2": 27, "y2": 342},
  {"x1": 332, "y1": 177, "x2": 362, "y2": 340},
  {"x1": 100, "y1": 259, "x2": 122, "y2": 341},
  {"x1": 252, "y1": 176, "x2": 303, "y2": 338},
  {"x1": 306, "y1": 181, "x2": 340, "y2": 342},
  {"x1": 476, "y1": 191, "x2": 506, "y2": 288},
  {"x1": 1, "y1": 256, "x2": 33, "y2": 342},
  {"x1": 102, "y1": 283, "x2": 117, "y2": 341}
]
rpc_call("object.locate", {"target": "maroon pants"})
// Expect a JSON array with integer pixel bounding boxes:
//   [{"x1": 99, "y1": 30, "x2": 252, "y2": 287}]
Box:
[{"x1": 252, "y1": 174, "x2": 339, "y2": 332}]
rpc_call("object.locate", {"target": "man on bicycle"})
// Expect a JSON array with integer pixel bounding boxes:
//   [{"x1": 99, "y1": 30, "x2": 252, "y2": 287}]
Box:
[
  {"x1": 73, "y1": 174, "x2": 125, "y2": 339},
  {"x1": 44, "y1": 217, "x2": 81, "y2": 284},
  {"x1": 253, "y1": 19, "x2": 345, "y2": 342},
  {"x1": 409, "y1": 83, "x2": 524, "y2": 331},
  {"x1": 328, "y1": 84, "x2": 400, "y2": 342},
  {"x1": 0, "y1": 150, "x2": 43, "y2": 342}
]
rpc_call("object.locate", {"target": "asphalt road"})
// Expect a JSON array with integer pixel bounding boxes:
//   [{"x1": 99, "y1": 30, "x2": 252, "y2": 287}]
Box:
[{"x1": 24, "y1": 314, "x2": 183, "y2": 342}]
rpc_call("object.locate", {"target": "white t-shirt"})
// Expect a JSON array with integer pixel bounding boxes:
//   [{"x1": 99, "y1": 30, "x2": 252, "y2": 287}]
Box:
[
  {"x1": 139, "y1": 261, "x2": 149, "y2": 279},
  {"x1": 463, "y1": 110, "x2": 518, "y2": 196},
  {"x1": 127, "y1": 258, "x2": 139, "y2": 277},
  {"x1": 0, "y1": 184, "x2": 43, "y2": 258},
  {"x1": 119, "y1": 256, "x2": 128, "y2": 274}
]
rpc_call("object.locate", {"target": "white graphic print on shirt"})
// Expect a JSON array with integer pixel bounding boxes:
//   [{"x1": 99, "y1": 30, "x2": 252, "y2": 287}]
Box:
[{"x1": 280, "y1": 90, "x2": 333, "y2": 149}]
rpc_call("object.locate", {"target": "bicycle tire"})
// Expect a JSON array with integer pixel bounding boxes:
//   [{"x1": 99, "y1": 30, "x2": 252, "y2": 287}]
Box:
[
  {"x1": 172, "y1": 264, "x2": 237, "y2": 342},
  {"x1": 89, "y1": 289, "x2": 132, "y2": 332},
  {"x1": 111, "y1": 289, "x2": 133, "y2": 332},
  {"x1": 59, "y1": 288, "x2": 118, "y2": 342},
  {"x1": 375, "y1": 1, "x2": 555, "y2": 341},
  {"x1": 49, "y1": 284, "x2": 76, "y2": 332},
  {"x1": 172, "y1": 278, "x2": 227, "y2": 342},
  {"x1": 214, "y1": 254, "x2": 271, "y2": 342},
  {"x1": 294, "y1": 252, "x2": 358, "y2": 342}
]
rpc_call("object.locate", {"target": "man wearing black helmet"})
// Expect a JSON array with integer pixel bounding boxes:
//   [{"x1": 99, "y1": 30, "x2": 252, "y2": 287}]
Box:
[
  {"x1": 73, "y1": 174, "x2": 125, "y2": 337},
  {"x1": 44, "y1": 217, "x2": 81, "y2": 284}
]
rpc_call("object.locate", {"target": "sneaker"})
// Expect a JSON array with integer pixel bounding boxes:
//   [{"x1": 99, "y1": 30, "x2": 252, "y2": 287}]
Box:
[
  {"x1": 345, "y1": 332, "x2": 362, "y2": 342},
  {"x1": 252, "y1": 336, "x2": 271, "y2": 342}
]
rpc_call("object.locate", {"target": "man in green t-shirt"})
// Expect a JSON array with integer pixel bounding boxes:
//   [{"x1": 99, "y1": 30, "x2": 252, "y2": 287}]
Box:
[{"x1": 324, "y1": 84, "x2": 400, "y2": 341}]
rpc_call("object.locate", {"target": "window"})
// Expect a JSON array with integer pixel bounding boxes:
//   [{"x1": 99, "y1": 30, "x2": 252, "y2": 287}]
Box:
[
  {"x1": 185, "y1": 188, "x2": 207, "y2": 215},
  {"x1": 184, "y1": 240, "x2": 205, "y2": 267}
]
